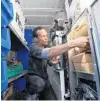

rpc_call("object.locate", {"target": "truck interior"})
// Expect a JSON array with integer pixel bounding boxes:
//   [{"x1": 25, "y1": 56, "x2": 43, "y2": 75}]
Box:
[{"x1": 1, "y1": 0, "x2": 100, "y2": 100}]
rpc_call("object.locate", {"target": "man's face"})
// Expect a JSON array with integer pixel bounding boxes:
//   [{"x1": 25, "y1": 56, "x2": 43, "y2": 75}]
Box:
[{"x1": 37, "y1": 29, "x2": 49, "y2": 46}]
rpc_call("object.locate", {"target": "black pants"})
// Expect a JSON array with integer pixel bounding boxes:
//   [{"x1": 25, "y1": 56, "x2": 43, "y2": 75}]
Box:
[{"x1": 26, "y1": 75, "x2": 57, "y2": 100}]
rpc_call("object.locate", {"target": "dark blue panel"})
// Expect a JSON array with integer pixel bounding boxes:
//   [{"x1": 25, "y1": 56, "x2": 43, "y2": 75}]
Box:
[
  {"x1": 25, "y1": 29, "x2": 33, "y2": 47},
  {"x1": 14, "y1": 77, "x2": 26, "y2": 91},
  {"x1": 17, "y1": 49, "x2": 29, "y2": 70}
]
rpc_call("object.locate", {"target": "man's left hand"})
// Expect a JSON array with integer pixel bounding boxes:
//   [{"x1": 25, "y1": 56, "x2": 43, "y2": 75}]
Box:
[{"x1": 51, "y1": 56, "x2": 61, "y2": 65}]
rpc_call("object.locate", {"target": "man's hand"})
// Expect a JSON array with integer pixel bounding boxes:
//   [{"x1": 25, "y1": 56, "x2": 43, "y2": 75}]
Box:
[
  {"x1": 51, "y1": 56, "x2": 61, "y2": 65},
  {"x1": 68, "y1": 37, "x2": 89, "y2": 48}
]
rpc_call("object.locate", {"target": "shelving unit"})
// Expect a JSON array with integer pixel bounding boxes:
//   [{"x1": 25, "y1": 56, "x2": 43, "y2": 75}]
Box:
[
  {"x1": 67, "y1": 2, "x2": 100, "y2": 99},
  {"x1": 7, "y1": 27, "x2": 29, "y2": 92}
]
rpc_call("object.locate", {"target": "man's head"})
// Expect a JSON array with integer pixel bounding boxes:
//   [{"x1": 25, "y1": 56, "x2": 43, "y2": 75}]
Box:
[{"x1": 33, "y1": 27, "x2": 49, "y2": 47}]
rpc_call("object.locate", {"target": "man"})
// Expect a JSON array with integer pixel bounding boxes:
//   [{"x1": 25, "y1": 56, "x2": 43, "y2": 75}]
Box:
[{"x1": 27, "y1": 27, "x2": 89, "y2": 100}]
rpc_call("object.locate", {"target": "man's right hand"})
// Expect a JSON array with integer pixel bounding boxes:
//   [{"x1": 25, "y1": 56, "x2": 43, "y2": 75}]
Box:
[{"x1": 68, "y1": 37, "x2": 89, "y2": 48}]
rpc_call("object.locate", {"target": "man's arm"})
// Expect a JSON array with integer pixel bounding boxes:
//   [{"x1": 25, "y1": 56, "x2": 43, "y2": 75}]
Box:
[
  {"x1": 30, "y1": 37, "x2": 89, "y2": 59},
  {"x1": 49, "y1": 42, "x2": 72, "y2": 58},
  {"x1": 49, "y1": 37, "x2": 89, "y2": 58}
]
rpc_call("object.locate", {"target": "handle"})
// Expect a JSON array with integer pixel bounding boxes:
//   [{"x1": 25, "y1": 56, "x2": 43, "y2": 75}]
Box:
[{"x1": 15, "y1": 0, "x2": 20, "y2": 4}]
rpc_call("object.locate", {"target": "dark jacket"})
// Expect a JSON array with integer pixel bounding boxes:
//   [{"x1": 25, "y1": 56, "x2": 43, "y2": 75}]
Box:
[{"x1": 28, "y1": 43, "x2": 52, "y2": 79}]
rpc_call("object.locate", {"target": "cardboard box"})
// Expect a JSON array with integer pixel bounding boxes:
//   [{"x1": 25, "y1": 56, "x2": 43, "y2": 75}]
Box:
[
  {"x1": 72, "y1": 53, "x2": 92, "y2": 63},
  {"x1": 69, "y1": 16, "x2": 88, "y2": 39},
  {"x1": 72, "y1": 53, "x2": 94, "y2": 73},
  {"x1": 73, "y1": 24, "x2": 88, "y2": 39},
  {"x1": 73, "y1": 63, "x2": 94, "y2": 73},
  {"x1": 74, "y1": 45, "x2": 91, "y2": 54}
]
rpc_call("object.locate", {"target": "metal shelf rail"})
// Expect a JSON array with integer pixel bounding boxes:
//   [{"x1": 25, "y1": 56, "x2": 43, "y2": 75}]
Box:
[
  {"x1": 8, "y1": 70, "x2": 28, "y2": 83},
  {"x1": 73, "y1": 70, "x2": 95, "y2": 81}
]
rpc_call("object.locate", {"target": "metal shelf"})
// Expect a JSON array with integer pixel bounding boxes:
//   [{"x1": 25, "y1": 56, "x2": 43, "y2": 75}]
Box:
[
  {"x1": 73, "y1": 70, "x2": 95, "y2": 81},
  {"x1": 9, "y1": 24, "x2": 29, "y2": 51},
  {"x1": 8, "y1": 70, "x2": 28, "y2": 83}
]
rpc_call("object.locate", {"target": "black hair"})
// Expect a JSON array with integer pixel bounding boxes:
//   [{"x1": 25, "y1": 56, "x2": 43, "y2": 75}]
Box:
[{"x1": 33, "y1": 26, "x2": 44, "y2": 37}]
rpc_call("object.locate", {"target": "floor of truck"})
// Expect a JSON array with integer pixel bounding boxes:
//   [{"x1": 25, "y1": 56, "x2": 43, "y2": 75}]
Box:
[
  {"x1": 7, "y1": 86, "x2": 57, "y2": 100},
  {"x1": 39, "y1": 85, "x2": 57, "y2": 100}
]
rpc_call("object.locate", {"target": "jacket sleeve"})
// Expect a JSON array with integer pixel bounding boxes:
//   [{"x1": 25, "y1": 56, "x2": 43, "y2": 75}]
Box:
[{"x1": 30, "y1": 44, "x2": 50, "y2": 59}]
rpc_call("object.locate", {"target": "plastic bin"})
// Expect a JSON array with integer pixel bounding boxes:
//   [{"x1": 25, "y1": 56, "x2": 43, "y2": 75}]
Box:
[
  {"x1": 8, "y1": 64, "x2": 23, "y2": 78},
  {"x1": 1, "y1": 0, "x2": 13, "y2": 27},
  {"x1": 1, "y1": 28, "x2": 11, "y2": 93},
  {"x1": 14, "y1": 78, "x2": 26, "y2": 91},
  {"x1": 1, "y1": 0, "x2": 13, "y2": 94},
  {"x1": 25, "y1": 29, "x2": 33, "y2": 47},
  {"x1": 1, "y1": 28, "x2": 11, "y2": 56},
  {"x1": 17, "y1": 50, "x2": 29, "y2": 70},
  {"x1": 1, "y1": 59, "x2": 8, "y2": 93},
  {"x1": 8, "y1": 69, "x2": 14, "y2": 78}
]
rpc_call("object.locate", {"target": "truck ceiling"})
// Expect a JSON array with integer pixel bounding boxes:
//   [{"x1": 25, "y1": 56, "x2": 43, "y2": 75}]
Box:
[{"x1": 20, "y1": 0, "x2": 66, "y2": 31}]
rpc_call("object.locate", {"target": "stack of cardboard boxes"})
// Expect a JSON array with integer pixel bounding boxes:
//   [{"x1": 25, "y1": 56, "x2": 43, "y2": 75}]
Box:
[{"x1": 67, "y1": 15, "x2": 94, "y2": 73}]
